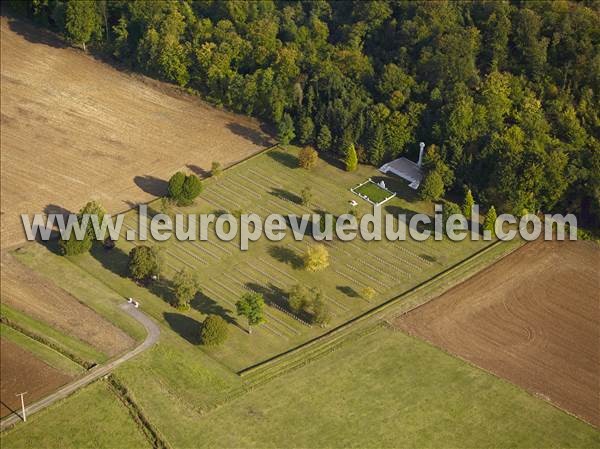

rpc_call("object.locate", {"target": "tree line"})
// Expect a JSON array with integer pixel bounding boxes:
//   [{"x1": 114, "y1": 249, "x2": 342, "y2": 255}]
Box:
[{"x1": 10, "y1": 0, "x2": 600, "y2": 228}]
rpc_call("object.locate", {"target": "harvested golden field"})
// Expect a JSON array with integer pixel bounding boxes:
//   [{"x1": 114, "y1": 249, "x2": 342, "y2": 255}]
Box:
[
  {"x1": 395, "y1": 240, "x2": 600, "y2": 427},
  {"x1": 0, "y1": 16, "x2": 272, "y2": 248}
]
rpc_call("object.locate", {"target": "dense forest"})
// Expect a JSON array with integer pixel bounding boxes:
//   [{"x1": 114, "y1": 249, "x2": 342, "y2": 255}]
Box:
[{"x1": 8, "y1": 1, "x2": 600, "y2": 228}]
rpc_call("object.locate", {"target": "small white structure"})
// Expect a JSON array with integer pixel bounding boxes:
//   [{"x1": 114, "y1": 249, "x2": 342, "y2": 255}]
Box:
[
  {"x1": 151, "y1": 275, "x2": 158, "y2": 281},
  {"x1": 349, "y1": 199, "x2": 358, "y2": 207},
  {"x1": 133, "y1": 301, "x2": 139, "y2": 308},
  {"x1": 379, "y1": 142, "x2": 425, "y2": 189},
  {"x1": 127, "y1": 297, "x2": 133, "y2": 303},
  {"x1": 379, "y1": 180, "x2": 386, "y2": 189}
]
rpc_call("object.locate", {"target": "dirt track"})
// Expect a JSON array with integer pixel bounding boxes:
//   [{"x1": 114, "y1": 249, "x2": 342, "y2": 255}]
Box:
[
  {"x1": 0, "y1": 15, "x2": 273, "y2": 248},
  {"x1": 394, "y1": 240, "x2": 600, "y2": 427},
  {"x1": 0, "y1": 338, "x2": 73, "y2": 418}
]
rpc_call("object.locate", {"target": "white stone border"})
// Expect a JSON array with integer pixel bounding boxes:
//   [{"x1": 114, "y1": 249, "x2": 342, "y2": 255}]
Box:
[{"x1": 350, "y1": 178, "x2": 396, "y2": 207}]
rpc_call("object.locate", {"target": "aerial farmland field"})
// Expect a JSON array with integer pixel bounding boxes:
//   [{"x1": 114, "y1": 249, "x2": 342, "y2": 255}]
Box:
[
  {"x1": 395, "y1": 240, "x2": 600, "y2": 427},
  {"x1": 0, "y1": 16, "x2": 271, "y2": 248},
  {"x1": 2, "y1": 1, "x2": 600, "y2": 448}
]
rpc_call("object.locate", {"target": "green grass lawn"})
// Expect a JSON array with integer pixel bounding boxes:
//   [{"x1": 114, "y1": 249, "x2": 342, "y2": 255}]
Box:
[
  {"x1": 63, "y1": 145, "x2": 489, "y2": 372},
  {"x1": 5, "y1": 325, "x2": 597, "y2": 449},
  {"x1": 353, "y1": 179, "x2": 395, "y2": 204},
  {"x1": 0, "y1": 381, "x2": 152, "y2": 449},
  {"x1": 158, "y1": 326, "x2": 600, "y2": 449}
]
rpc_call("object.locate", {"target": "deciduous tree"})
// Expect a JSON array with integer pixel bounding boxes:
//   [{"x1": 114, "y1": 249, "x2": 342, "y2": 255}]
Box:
[
  {"x1": 236, "y1": 292, "x2": 265, "y2": 334},
  {"x1": 304, "y1": 244, "x2": 329, "y2": 272}
]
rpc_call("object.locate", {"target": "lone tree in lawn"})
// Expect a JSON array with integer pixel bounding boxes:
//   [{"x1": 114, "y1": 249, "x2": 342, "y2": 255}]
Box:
[
  {"x1": 65, "y1": 0, "x2": 100, "y2": 51},
  {"x1": 361, "y1": 286, "x2": 376, "y2": 301},
  {"x1": 463, "y1": 189, "x2": 475, "y2": 220},
  {"x1": 236, "y1": 292, "x2": 265, "y2": 334},
  {"x1": 298, "y1": 146, "x2": 318, "y2": 170},
  {"x1": 172, "y1": 268, "x2": 200, "y2": 310},
  {"x1": 288, "y1": 284, "x2": 311, "y2": 314},
  {"x1": 277, "y1": 113, "x2": 295, "y2": 144},
  {"x1": 304, "y1": 244, "x2": 329, "y2": 272},
  {"x1": 484, "y1": 206, "x2": 497, "y2": 236},
  {"x1": 345, "y1": 143, "x2": 358, "y2": 172},
  {"x1": 211, "y1": 161, "x2": 223, "y2": 178},
  {"x1": 311, "y1": 295, "x2": 332, "y2": 327},
  {"x1": 128, "y1": 245, "x2": 161, "y2": 281},
  {"x1": 200, "y1": 315, "x2": 228, "y2": 346},
  {"x1": 168, "y1": 172, "x2": 202, "y2": 206},
  {"x1": 300, "y1": 186, "x2": 313, "y2": 207}
]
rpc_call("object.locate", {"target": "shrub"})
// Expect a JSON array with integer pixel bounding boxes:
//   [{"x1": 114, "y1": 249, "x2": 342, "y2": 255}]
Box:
[
  {"x1": 200, "y1": 315, "x2": 228, "y2": 346},
  {"x1": 168, "y1": 172, "x2": 186, "y2": 200},
  {"x1": 128, "y1": 245, "x2": 160, "y2": 281},
  {"x1": 300, "y1": 186, "x2": 312, "y2": 207},
  {"x1": 311, "y1": 296, "x2": 332, "y2": 327},
  {"x1": 288, "y1": 284, "x2": 311, "y2": 313},
  {"x1": 211, "y1": 161, "x2": 223, "y2": 178},
  {"x1": 236, "y1": 292, "x2": 265, "y2": 334},
  {"x1": 59, "y1": 233, "x2": 93, "y2": 256},
  {"x1": 298, "y1": 146, "x2": 319, "y2": 170},
  {"x1": 361, "y1": 286, "x2": 376, "y2": 301},
  {"x1": 172, "y1": 268, "x2": 200, "y2": 310},
  {"x1": 168, "y1": 172, "x2": 203, "y2": 206},
  {"x1": 304, "y1": 244, "x2": 329, "y2": 272}
]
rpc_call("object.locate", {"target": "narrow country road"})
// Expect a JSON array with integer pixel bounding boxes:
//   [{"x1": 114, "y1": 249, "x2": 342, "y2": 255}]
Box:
[{"x1": 0, "y1": 303, "x2": 160, "y2": 430}]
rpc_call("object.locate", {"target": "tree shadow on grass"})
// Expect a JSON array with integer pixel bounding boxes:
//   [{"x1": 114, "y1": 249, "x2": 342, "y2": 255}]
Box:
[
  {"x1": 371, "y1": 174, "x2": 420, "y2": 203},
  {"x1": 267, "y1": 150, "x2": 298, "y2": 169},
  {"x1": 337, "y1": 285, "x2": 359, "y2": 298},
  {"x1": 267, "y1": 245, "x2": 304, "y2": 269},
  {"x1": 134, "y1": 175, "x2": 168, "y2": 197},
  {"x1": 191, "y1": 291, "x2": 236, "y2": 325},
  {"x1": 318, "y1": 152, "x2": 346, "y2": 171},
  {"x1": 146, "y1": 277, "x2": 178, "y2": 306},
  {"x1": 90, "y1": 244, "x2": 130, "y2": 278},
  {"x1": 269, "y1": 188, "x2": 302, "y2": 205},
  {"x1": 163, "y1": 312, "x2": 201, "y2": 344},
  {"x1": 247, "y1": 281, "x2": 313, "y2": 323},
  {"x1": 384, "y1": 204, "x2": 433, "y2": 233},
  {"x1": 421, "y1": 254, "x2": 437, "y2": 263}
]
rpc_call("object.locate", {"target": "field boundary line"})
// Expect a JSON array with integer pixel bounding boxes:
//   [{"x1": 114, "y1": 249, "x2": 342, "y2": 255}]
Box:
[
  {"x1": 107, "y1": 374, "x2": 172, "y2": 449},
  {"x1": 0, "y1": 315, "x2": 95, "y2": 369}
]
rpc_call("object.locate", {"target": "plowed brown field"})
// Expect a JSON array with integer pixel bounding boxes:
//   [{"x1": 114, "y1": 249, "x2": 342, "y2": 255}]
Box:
[
  {"x1": 0, "y1": 338, "x2": 73, "y2": 418},
  {"x1": 394, "y1": 240, "x2": 600, "y2": 427}
]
